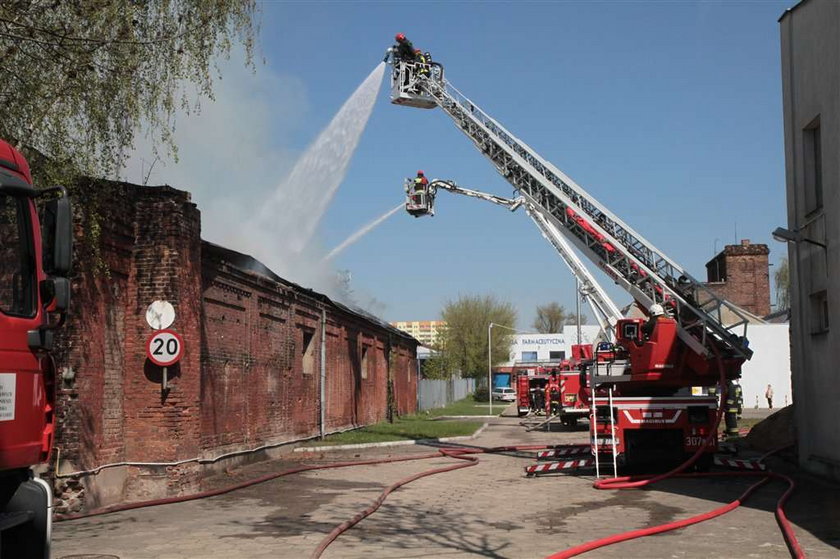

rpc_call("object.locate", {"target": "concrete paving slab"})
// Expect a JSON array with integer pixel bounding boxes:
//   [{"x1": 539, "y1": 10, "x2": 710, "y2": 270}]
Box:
[{"x1": 52, "y1": 417, "x2": 839, "y2": 558}]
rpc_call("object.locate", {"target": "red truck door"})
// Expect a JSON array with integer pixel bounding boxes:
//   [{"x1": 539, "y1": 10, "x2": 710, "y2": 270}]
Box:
[{"x1": 0, "y1": 187, "x2": 51, "y2": 470}]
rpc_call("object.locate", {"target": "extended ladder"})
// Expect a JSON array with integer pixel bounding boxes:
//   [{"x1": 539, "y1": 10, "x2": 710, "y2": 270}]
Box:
[{"x1": 390, "y1": 60, "x2": 752, "y2": 363}]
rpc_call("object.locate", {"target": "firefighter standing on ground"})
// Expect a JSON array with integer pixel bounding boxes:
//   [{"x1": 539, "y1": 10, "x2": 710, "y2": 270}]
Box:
[{"x1": 724, "y1": 379, "x2": 743, "y2": 438}]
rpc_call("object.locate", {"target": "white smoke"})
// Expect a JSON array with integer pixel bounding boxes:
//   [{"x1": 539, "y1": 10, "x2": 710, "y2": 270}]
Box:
[{"x1": 125, "y1": 58, "x2": 390, "y2": 308}]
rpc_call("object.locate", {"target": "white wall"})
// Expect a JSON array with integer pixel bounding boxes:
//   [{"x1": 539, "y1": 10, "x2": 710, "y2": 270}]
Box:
[{"x1": 739, "y1": 324, "x2": 792, "y2": 410}]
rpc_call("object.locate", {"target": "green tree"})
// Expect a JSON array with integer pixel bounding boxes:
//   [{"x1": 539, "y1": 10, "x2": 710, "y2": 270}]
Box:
[
  {"x1": 437, "y1": 295, "x2": 517, "y2": 380},
  {"x1": 532, "y1": 302, "x2": 587, "y2": 333},
  {"x1": 421, "y1": 349, "x2": 454, "y2": 380},
  {"x1": 774, "y1": 257, "x2": 790, "y2": 311},
  {"x1": 0, "y1": 0, "x2": 259, "y2": 183}
]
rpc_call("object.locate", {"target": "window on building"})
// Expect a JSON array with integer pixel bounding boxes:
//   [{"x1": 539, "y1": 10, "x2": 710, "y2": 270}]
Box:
[
  {"x1": 361, "y1": 345, "x2": 370, "y2": 379},
  {"x1": 301, "y1": 329, "x2": 315, "y2": 375},
  {"x1": 809, "y1": 290, "x2": 829, "y2": 335},
  {"x1": 549, "y1": 351, "x2": 566, "y2": 361},
  {"x1": 521, "y1": 351, "x2": 538, "y2": 361},
  {"x1": 803, "y1": 117, "x2": 823, "y2": 214}
]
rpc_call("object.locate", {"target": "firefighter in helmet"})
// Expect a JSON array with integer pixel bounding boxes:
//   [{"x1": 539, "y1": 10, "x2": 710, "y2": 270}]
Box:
[
  {"x1": 416, "y1": 49, "x2": 430, "y2": 77},
  {"x1": 546, "y1": 373, "x2": 561, "y2": 416},
  {"x1": 413, "y1": 170, "x2": 428, "y2": 203},
  {"x1": 393, "y1": 33, "x2": 417, "y2": 62},
  {"x1": 641, "y1": 303, "x2": 665, "y2": 341}
]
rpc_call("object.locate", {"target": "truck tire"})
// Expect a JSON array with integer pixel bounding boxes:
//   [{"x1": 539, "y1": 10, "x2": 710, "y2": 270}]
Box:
[{"x1": 2, "y1": 475, "x2": 51, "y2": 559}]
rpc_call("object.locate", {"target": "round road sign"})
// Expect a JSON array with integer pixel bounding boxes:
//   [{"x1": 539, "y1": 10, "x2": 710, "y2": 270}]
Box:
[
  {"x1": 146, "y1": 300, "x2": 175, "y2": 330},
  {"x1": 145, "y1": 329, "x2": 184, "y2": 367}
]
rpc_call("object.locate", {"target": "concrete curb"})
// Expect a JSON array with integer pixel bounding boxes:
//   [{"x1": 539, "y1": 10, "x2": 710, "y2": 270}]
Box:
[
  {"x1": 294, "y1": 422, "x2": 489, "y2": 453},
  {"x1": 431, "y1": 415, "x2": 500, "y2": 420}
]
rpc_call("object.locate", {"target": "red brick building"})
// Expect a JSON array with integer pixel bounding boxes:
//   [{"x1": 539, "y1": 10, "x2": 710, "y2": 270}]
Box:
[
  {"x1": 52, "y1": 180, "x2": 418, "y2": 511},
  {"x1": 704, "y1": 239, "x2": 771, "y2": 317}
]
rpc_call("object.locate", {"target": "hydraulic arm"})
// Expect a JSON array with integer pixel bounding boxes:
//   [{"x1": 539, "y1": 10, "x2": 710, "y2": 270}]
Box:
[
  {"x1": 411, "y1": 179, "x2": 620, "y2": 339},
  {"x1": 389, "y1": 55, "x2": 752, "y2": 380}
]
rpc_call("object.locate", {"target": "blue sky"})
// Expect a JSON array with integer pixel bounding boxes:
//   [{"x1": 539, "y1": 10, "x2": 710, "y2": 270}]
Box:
[{"x1": 130, "y1": 1, "x2": 793, "y2": 328}]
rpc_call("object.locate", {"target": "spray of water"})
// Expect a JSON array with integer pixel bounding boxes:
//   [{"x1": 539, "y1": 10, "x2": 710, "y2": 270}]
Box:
[
  {"x1": 217, "y1": 62, "x2": 391, "y2": 306},
  {"x1": 322, "y1": 202, "x2": 404, "y2": 263},
  {"x1": 243, "y1": 62, "x2": 386, "y2": 283}
]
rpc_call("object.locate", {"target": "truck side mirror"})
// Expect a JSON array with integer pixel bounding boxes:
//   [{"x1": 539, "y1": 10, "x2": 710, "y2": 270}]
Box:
[
  {"x1": 47, "y1": 277, "x2": 70, "y2": 314},
  {"x1": 41, "y1": 194, "x2": 73, "y2": 277}
]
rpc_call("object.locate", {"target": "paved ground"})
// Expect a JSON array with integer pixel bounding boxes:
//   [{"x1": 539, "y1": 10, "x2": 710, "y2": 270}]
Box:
[{"x1": 52, "y1": 415, "x2": 840, "y2": 559}]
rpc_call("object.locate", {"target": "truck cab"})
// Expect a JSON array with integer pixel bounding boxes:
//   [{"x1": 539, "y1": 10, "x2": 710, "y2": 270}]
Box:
[{"x1": 0, "y1": 139, "x2": 72, "y2": 558}]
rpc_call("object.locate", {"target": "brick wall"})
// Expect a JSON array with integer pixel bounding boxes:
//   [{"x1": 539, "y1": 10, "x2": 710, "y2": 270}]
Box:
[
  {"x1": 704, "y1": 240, "x2": 771, "y2": 317},
  {"x1": 52, "y1": 179, "x2": 417, "y2": 512}
]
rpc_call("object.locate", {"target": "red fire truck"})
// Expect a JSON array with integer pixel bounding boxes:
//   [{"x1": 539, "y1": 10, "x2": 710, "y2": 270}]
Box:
[
  {"x1": 514, "y1": 346, "x2": 592, "y2": 427},
  {"x1": 389, "y1": 45, "x2": 754, "y2": 473},
  {"x1": 0, "y1": 139, "x2": 72, "y2": 558}
]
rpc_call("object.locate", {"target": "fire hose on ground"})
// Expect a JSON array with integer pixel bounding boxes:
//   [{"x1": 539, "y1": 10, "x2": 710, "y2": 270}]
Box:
[
  {"x1": 55, "y1": 350, "x2": 805, "y2": 559},
  {"x1": 55, "y1": 438, "x2": 803, "y2": 558},
  {"x1": 546, "y1": 347, "x2": 804, "y2": 558}
]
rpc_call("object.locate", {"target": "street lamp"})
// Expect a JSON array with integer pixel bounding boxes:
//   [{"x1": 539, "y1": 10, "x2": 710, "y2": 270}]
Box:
[{"x1": 772, "y1": 226, "x2": 827, "y2": 249}]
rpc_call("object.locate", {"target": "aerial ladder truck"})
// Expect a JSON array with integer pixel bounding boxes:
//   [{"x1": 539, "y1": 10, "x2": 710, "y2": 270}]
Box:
[
  {"x1": 0, "y1": 139, "x2": 73, "y2": 558},
  {"x1": 388, "y1": 41, "x2": 753, "y2": 472},
  {"x1": 406, "y1": 178, "x2": 619, "y2": 423}
]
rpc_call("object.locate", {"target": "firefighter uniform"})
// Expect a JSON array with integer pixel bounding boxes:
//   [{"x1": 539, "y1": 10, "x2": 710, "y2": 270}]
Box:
[
  {"x1": 724, "y1": 380, "x2": 743, "y2": 438},
  {"x1": 417, "y1": 50, "x2": 430, "y2": 76}
]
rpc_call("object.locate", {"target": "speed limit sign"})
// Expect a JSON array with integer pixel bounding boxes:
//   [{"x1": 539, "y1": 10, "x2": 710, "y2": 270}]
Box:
[{"x1": 146, "y1": 329, "x2": 184, "y2": 367}]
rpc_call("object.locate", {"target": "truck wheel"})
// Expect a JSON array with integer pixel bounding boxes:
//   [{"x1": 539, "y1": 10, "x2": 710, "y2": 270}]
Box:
[{"x1": 3, "y1": 476, "x2": 51, "y2": 559}]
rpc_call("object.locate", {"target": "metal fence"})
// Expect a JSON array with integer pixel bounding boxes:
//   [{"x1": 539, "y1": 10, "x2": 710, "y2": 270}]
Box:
[{"x1": 418, "y1": 377, "x2": 476, "y2": 411}]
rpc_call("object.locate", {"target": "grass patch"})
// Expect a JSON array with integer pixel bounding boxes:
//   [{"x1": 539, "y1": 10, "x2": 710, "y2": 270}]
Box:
[
  {"x1": 308, "y1": 416, "x2": 484, "y2": 446},
  {"x1": 422, "y1": 395, "x2": 512, "y2": 417},
  {"x1": 303, "y1": 396, "x2": 503, "y2": 447}
]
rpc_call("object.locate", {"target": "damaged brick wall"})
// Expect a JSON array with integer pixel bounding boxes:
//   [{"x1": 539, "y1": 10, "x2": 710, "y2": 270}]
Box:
[
  {"x1": 52, "y1": 180, "x2": 417, "y2": 513},
  {"x1": 201, "y1": 244, "x2": 417, "y2": 451}
]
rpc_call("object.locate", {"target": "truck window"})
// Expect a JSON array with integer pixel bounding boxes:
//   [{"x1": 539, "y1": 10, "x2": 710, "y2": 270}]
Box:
[{"x1": 0, "y1": 193, "x2": 35, "y2": 317}]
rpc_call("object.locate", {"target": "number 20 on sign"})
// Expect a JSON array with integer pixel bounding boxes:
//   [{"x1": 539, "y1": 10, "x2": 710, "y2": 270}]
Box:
[{"x1": 146, "y1": 329, "x2": 184, "y2": 367}]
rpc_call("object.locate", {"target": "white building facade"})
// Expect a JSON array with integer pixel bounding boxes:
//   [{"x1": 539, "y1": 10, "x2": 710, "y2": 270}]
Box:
[{"x1": 504, "y1": 325, "x2": 602, "y2": 365}]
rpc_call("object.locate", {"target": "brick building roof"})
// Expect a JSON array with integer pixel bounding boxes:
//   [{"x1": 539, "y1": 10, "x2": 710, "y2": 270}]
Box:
[{"x1": 203, "y1": 241, "x2": 418, "y2": 344}]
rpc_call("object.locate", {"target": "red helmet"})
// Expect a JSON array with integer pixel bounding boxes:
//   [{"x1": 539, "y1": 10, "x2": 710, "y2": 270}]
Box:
[
  {"x1": 417, "y1": 170, "x2": 424, "y2": 176},
  {"x1": 395, "y1": 33, "x2": 406, "y2": 42}
]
